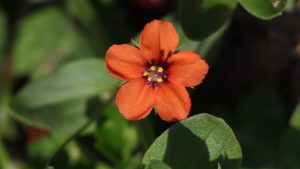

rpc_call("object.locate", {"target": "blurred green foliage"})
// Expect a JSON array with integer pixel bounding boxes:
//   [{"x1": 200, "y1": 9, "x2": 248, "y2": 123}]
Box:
[
  {"x1": 179, "y1": 0, "x2": 237, "y2": 40},
  {"x1": 0, "y1": 0, "x2": 298, "y2": 169},
  {"x1": 235, "y1": 82, "x2": 286, "y2": 167},
  {"x1": 95, "y1": 103, "x2": 139, "y2": 165},
  {"x1": 13, "y1": 7, "x2": 97, "y2": 78}
]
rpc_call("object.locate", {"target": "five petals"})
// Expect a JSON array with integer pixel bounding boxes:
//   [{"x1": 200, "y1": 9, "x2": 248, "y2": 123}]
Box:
[{"x1": 105, "y1": 20, "x2": 209, "y2": 122}]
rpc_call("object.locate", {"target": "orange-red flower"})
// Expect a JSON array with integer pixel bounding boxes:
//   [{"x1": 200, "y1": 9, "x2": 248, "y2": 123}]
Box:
[{"x1": 105, "y1": 20, "x2": 209, "y2": 122}]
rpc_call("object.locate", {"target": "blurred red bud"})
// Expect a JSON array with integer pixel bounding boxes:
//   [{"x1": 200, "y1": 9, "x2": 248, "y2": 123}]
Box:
[{"x1": 25, "y1": 126, "x2": 50, "y2": 143}]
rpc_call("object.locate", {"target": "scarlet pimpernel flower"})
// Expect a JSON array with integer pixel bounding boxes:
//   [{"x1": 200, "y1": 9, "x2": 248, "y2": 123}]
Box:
[{"x1": 105, "y1": 20, "x2": 209, "y2": 122}]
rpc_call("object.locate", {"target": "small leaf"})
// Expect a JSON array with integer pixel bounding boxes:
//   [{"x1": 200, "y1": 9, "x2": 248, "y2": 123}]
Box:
[
  {"x1": 13, "y1": 7, "x2": 96, "y2": 78},
  {"x1": 290, "y1": 104, "x2": 300, "y2": 130},
  {"x1": 239, "y1": 0, "x2": 287, "y2": 20},
  {"x1": 145, "y1": 160, "x2": 171, "y2": 169},
  {"x1": 27, "y1": 135, "x2": 62, "y2": 160},
  {"x1": 179, "y1": 0, "x2": 237, "y2": 40},
  {"x1": 142, "y1": 113, "x2": 242, "y2": 169},
  {"x1": 95, "y1": 103, "x2": 139, "y2": 163}
]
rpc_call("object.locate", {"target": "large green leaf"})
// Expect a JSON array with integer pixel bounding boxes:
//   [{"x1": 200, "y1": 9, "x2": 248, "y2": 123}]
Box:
[
  {"x1": 13, "y1": 7, "x2": 96, "y2": 78},
  {"x1": 13, "y1": 58, "x2": 118, "y2": 108},
  {"x1": 142, "y1": 113, "x2": 242, "y2": 169},
  {"x1": 179, "y1": 0, "x2": 237, "y2": 40},
  {"x1": 239, "y1": 0, "x2": 287, "y2": 20},
  {"x1": 11, "y1": 58, "x2": 119, "y2": 134}
]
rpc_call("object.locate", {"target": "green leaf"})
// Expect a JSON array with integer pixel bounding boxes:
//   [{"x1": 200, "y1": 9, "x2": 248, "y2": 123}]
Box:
[
  {"x1": 13, "y1": 58, "x2": 118, "y2": 108},
  {"x1": 145, "y1": 160, "x2": 171, "y2": 169},
  {"x1": 95, "y1": 103, "x2": 138, "y2": 164},
  {"x1": 142, "y1": 113, "x2": 242, "y2": 169},
  {"x1": 290, "y1": 104, "x2": 300, "y2": 130},
  {"x1": 179, "y1": 0, "x2": 237, "y2": 40},
  {"x1": 27, "y1": 135, "x2": 63, "y2": 160},
  {"x1": 13, "y1": 99, "x2": 88, "y2": 135},
  {"x1": 11, "y1": 58, "x2": 119, "y2": 135},
  {"x1": 13, "y1": 7, "x2": 96, "y2": 78},
  {"x1": 239, "y1": 0, "x2": 287, "y2": 20}
]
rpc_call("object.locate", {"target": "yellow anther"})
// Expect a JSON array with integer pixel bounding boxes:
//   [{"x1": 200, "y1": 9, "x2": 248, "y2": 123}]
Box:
[
  {"x1": 157, "y1": 67, "x2": 163, "y2": 73},
  {"x1": 150, "y1": 66, "x2": 156, "y2": 71},
  {"x1": 157, "y1": 77, "x2": 163, "y2": 83},
  {"x1": 143, "y1": 71, "x2": 149, "y2": 76},
  {"x1": 147, "y1": 76, "x2": 153, "y2": 82}
]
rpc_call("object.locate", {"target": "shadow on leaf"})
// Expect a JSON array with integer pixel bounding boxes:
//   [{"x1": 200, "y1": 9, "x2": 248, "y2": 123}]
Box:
[{"x1": 163, "y1": 123, "x2": 217, "y2": 169}]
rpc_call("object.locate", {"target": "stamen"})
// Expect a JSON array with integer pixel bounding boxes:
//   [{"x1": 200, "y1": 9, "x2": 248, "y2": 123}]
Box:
[
  {"x1": 147, "y1": 76, "x2": 153, "y2": 82},
  {"x1": 157, "y1": 67, "x2": 163, "y2": 73},
  {"x1": 150, "y1": 66, "x2": 156, "y2": 71},
  {"x1": 143, "y1": 71, "x2": 149, "y2": 76},
  {"x1": 157, "y1": 77, "x2": 163, "y2": 83}
]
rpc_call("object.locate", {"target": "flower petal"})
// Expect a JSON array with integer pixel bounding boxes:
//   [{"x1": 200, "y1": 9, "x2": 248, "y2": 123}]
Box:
[
  {"x1": 154, "y1": 81, "x2": 191, "y2": 122},
  {"x1": 105, "y1": 44, "x2": 147, "y2": 80},
  {"x1": 167, "y1": 52, "x2": 209, "y2": 87},
  {"x1": 140, "y1": 20, "x2": 179, "y2": 63},
  {"x1": 115, "y1": 78, "x2": 154, "y2": 120}
]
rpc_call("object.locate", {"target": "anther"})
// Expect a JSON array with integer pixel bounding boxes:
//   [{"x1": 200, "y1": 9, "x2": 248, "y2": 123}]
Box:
[
  {"x1": 147, "y1": 76, "x2": 153, "y2": 82},
  {"x1": 143, "y1": 71, "x2": 149, "y2": 76},
  {"x1": 157, "y1": 77, "x2": 163, "y2": 83},
  {"x1": 157, "y1": 67, "x2": 163, "y2": 73},
  {"x1": 150, "y1": 66, "x2": 156, "y2": 71}
]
